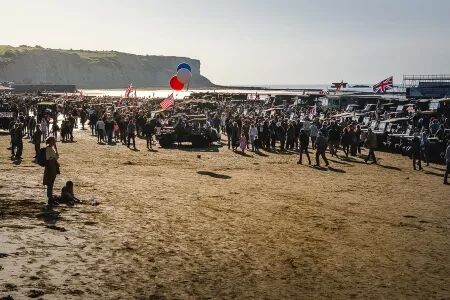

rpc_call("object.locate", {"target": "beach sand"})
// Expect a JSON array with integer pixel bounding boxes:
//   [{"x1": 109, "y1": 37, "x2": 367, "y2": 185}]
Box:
[{"x1": 0, "y1": 129, "x2": 449, "y2": 299}]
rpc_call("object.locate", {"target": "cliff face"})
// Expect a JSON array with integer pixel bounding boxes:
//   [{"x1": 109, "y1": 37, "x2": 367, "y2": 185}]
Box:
[{"x1": 0, "y1": 46, "x2": 214, "y2": 89}]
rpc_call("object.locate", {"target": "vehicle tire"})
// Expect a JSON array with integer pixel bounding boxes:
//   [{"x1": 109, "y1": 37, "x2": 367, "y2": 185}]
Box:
[
  {"x1": 159, "y1": 134, "x2": 175, "y2": 148},
  {"x1": 191, "y1": 134, "x2": 208, "y2": 148}
]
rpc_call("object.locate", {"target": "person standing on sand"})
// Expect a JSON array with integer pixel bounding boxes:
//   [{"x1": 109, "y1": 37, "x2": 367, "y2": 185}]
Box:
[
  {"x1": 315, "y1": 131, "x2": 329, "y2": 167},
  {"x1": 239, "y1": 133, "x2": 247, "y2": 153},
  {"x1": 310, "y1": 122, "x2": 319, "y2": 150},
  {"x1": 43, "y1": 136, "x2": 59, "y2": 208},
  {"x1": 249, "y1": 123, "x2": 258, "y2": 152},
  {"x1": 41, "y1": 118, "x2": 48, "y2": 140},
  {"x1": 444, "y1": 141, "x2": 450, "y2": 185},
  {"x1": 341, "y1": 127, "x2": 351, "y2": 158},
  {"x1": 231, "y1": 122, "x2": 239, "y2": 151},
  {"x1": 127, "y1": 119, "x2": 136, "y2": 149},
  {"x1": 33, "y1": 125, "x2": 42, "y2": 158},
  {"x1": 96, "y1": 118, "x2": 105, "y2": 143},
  {"x1": 364, "y1": 128, "x2": 377, "y2": 164},
  {"x1": 298, "y1": 129, "x2": 311, "y2": 165},
  {"x1": 411, "y1": 133, "x2": 422, "y2": 171}
]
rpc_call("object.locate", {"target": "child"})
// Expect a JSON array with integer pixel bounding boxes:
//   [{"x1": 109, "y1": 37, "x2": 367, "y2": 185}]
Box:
[
  {"x1": 60, "y1": 181, "x2": 81, "y2": 206},
  {"x1": 239, "y1": 133, "x2": 247, "y2": 153}
]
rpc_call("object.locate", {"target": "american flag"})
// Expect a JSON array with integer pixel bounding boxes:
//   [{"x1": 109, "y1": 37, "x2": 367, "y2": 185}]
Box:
[
  {"x1": 373, "y1": 76, "x2": 393, "y2": 94},
  {"x1": 160, "y1": 93, "x2": 175, "y2": 109}
]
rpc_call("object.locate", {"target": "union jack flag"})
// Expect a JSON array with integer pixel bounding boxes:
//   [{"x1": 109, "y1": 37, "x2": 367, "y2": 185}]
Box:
[
  {"x1": 160, "y1": 93, "x2": 175, "y2": 109},
  {"x1": 373, "y1": 76, "x2": 393, "y2": 94}
]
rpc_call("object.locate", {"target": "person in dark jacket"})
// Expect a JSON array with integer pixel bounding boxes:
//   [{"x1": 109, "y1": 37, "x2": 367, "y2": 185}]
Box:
[
  {"x1": 364, "y1": 128, "x2": 377, "y2": 164},
  {"x1": 105, "y1": 117, "x2": 114, "y2": 144},
  {"x1": 444, "y1": 141, "x2": 450, "y2": 185},
  {"x1": 143, "y1": 119, "x2": 153, "y2": 149},
  {"x1": 33, "y1": 125, "x2": 42, "y2": 158},
  {"x1": 12, "y1": 123, "x2": 23, "y2": 159},
  {"x1": 231, "y1": 122, "x2": 240, "y2": 151},
  {"x1": 327, "y1": 122, "x2": 340, "y2": 157},
  {"x1": 127, "y1": 119, "x2": 136, "y2": 149},
  {"x1": 298, "y1": 129, "x2": 311, "y2": 165},
  {"x1": 286, "y1": 123, "x2": 295, "y2": 150},
  {"x1": 89, "y1": 112, "x2": 98, "y2": 136},
  {"x1": 315, "y1": 131, "x2": 329, "y2": 167},
  {"x1": 60, "y1": 181, "x2": 81, "y2": 205},
  {"x1": 276, "y1": 122, "x2": 286, "y2": 151},
  {"x1": 341, "y1": 127, "x2": 351, "y2": 158},
  {"x1": 411, "y1": 133, "x2": 422, "y2": 170}
]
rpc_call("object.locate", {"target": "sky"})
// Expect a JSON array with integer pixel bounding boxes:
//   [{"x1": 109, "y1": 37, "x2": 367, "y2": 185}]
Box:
[{"x1": 1, "y1": 0, "x2": 450, "y2": 86}]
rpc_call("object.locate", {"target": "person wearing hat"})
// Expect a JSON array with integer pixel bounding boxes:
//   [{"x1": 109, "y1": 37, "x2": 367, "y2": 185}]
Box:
[{"x1": 43, "y1": 136, "x2": 60, "y2": 208}]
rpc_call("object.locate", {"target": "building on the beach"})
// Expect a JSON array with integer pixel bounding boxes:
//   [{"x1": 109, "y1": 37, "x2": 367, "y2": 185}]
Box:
[{"x1": 403, "y1": 74, "x2": 450, "y2": 99}]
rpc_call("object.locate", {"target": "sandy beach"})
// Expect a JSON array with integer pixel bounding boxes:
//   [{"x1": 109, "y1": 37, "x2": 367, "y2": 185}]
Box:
[{"x1": 1, "y1": 128, "x2": 449, "y2": 299}]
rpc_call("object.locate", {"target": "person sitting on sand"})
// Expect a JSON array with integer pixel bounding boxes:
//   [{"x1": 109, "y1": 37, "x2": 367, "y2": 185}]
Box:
[{"x1": 60, "y1": 181, "x2": 81, "y2": 205}]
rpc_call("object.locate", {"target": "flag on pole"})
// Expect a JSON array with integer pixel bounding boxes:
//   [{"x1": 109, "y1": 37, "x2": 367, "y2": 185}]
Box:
[
  {"x1": 160, "y1": 93, "x2": 175, "y2": 109},
  {"x1": 373, "y1": 76, "x2": 393, "y2": 94},
  {"x1": 335, "y1": 80, "x2": 344, "y2": 93}
]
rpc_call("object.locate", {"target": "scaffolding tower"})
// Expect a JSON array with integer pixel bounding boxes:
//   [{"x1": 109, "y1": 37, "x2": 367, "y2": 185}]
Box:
[{"x1": 402, "y1": 74, "x2": 450, "y2": 99}]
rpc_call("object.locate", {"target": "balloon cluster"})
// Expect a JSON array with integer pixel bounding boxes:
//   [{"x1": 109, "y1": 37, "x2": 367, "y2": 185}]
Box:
[{"x1": 169, "y1": 63, "x2": 192, "y2": 91}]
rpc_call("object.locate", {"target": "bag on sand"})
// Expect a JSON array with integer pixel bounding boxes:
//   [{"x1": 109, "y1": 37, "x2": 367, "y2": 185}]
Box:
[{"x1": 36, "y1": 148, "x2": 47, "y2": 167}]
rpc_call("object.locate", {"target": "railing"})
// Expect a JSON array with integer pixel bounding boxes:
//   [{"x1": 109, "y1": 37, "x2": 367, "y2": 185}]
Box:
[{"x1": 403, "y1": 74, "x2": 450, "y2": 81}]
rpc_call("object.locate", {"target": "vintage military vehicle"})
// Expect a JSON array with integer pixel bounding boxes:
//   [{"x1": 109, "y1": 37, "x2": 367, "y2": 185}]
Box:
[{"x1": 157, "y1": 115, "x2": 220, "y2": 148}]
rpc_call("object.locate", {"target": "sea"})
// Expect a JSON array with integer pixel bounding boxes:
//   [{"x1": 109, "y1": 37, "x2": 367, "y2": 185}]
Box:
[{"x1": 80, "y1": 84, "x2": 375, "y2": 99}]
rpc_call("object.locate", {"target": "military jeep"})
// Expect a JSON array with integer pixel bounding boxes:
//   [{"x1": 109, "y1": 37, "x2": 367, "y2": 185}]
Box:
[{"x1": 158, "y1": 115, "x2": 220, "y2": 148}]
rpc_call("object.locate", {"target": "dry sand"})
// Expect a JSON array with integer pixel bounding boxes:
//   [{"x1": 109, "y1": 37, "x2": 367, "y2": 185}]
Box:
[{"x1": 0, "y1": 128, "x2": 449, "y2": 299}]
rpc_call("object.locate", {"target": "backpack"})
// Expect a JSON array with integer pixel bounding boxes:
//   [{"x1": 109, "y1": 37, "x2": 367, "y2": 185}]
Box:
[{"x1": 36, "y1": 148, "x2": 47, "y2": 167}]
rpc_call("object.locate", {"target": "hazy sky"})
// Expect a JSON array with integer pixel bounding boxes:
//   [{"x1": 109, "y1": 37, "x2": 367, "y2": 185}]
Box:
[{"x1": 1, "y1": 0, "x2": 449, "y2": 85}]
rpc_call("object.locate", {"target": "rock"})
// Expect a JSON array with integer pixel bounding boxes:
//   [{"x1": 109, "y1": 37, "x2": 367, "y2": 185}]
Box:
[{"x1": 27, "y1": 289, "x2": 44, "y2": 298}]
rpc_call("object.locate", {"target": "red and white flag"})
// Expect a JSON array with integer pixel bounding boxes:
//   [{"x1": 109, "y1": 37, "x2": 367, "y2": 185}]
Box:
[
  {"x1": 160, "y1": 93, "x2": 175, "y2": 109},
  {"x1": 373, "y1": 76, "x2": 393, "y2": 94}
]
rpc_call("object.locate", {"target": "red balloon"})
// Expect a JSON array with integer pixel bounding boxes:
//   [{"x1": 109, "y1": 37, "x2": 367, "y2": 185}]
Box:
[{"x1": 169, "y1": 75, "x2": 184, "y2": 91}]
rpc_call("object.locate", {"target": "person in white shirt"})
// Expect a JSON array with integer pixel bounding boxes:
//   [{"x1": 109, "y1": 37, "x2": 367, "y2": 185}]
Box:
[
  {"x1": 444, "y1": 141, "x2": 450, "y2": 185},
  {"x1": 249, "y1": 123, "x2": 259, "y2": 152}
]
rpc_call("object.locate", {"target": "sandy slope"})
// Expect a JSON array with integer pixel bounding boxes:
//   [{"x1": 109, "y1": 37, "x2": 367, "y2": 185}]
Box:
[{"x1": 0, "y1": 128, "x2": 449, "y2": 299}]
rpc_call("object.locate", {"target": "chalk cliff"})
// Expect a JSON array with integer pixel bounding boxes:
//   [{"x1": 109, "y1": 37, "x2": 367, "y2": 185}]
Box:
[{"x1": 0, "y1": 46, "x2": 214, "y2": 89}]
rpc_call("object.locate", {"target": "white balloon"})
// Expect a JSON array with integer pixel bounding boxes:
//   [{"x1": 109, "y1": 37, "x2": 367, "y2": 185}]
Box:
[{"x1": 177, "y1": 68, "x2": 192, "y2": 84}]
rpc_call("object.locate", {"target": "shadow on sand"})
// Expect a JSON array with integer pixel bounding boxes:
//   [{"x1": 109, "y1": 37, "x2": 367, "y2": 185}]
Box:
[{"x1": 197, "y1": 171, "x2": 231, "y2": 179}]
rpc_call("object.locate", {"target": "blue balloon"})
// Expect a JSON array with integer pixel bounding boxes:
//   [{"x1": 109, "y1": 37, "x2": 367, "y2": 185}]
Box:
[{"x1": 177, "y1": 63, "x2": 192, "y2": 72}]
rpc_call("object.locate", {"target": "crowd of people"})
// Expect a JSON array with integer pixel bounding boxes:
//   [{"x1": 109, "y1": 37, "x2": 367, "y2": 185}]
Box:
[{"x1": 2, "y1": 91, "x2": 450, "y2": 208}]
